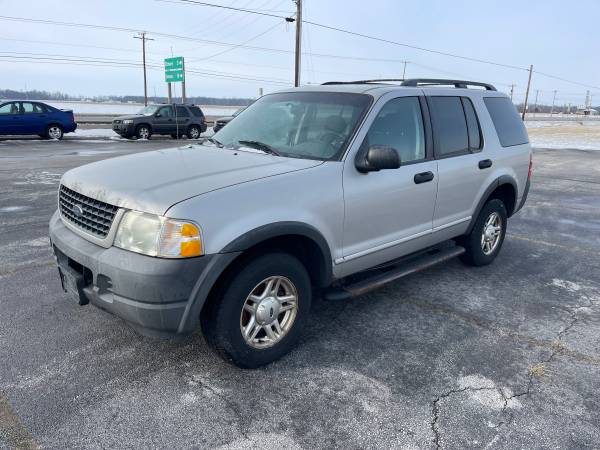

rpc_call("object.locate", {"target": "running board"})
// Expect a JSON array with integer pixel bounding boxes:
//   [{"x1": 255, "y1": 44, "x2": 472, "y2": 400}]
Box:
[{"x1": 324, "y1": 245, "x2": 465, "y2": 301}]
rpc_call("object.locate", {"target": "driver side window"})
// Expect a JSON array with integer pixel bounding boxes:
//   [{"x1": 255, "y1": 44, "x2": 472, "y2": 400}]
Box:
[
  {"x1": 157, "y1": 106, "x2": 173, "y2": 118},
  {"x1": 361, "y1": 97, "x2": 425, "y2": 163}
]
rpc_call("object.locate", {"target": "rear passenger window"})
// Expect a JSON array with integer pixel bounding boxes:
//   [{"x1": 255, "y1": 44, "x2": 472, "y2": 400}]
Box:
[
  {"x1": 176, "y1": 106, "x2": 190, "y2": 117},
  {"x1": 483, "y1": 97, "x2": 528, "y2": 147},
  {"x1": 429, "y1": 96, "x2": 469, "y2": 157},
  {"x1": 461, "y1": 98, "x2": 482, "y2": 151}
]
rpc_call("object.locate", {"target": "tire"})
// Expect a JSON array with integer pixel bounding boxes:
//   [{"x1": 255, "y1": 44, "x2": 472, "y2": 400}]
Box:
[
  {"x1": 135, "y1": 124, "x2": 151, "y2": 140},
  {"x1": 201, "y1": 252, "x2": 312, "y2": 368},
  {"x1": 46, "y1": 124, "x2": 63, "y2": 140},
  {"x1": 460, "y1": 198, "x2": 507, "y2": 266},
  {"x1": 187, "y1": 125, "x2": 201, "y2": 140}
]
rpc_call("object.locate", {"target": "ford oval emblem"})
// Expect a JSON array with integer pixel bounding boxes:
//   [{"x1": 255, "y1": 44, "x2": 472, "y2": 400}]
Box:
[{"x1": 72, "y1": 204, "x2": 84, "y2": 217}]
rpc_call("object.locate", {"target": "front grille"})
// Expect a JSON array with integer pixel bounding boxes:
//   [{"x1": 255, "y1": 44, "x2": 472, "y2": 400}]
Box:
[{"x1": 59, "y1": 185, "x2": 118, "y2": 238}]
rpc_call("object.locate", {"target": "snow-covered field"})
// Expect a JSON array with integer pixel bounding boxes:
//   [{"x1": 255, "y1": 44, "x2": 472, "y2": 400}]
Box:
[
  {"x1": 525, "y1": 120, "x2": 600, "y2": 150},
  {"x1": 42, "y1": 100, "x2": 241, "y2": 117}
]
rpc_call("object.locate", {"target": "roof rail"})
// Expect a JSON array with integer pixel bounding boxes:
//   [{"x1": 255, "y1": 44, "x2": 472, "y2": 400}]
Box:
[
  {"x1": 400, "y1": 79, "x2": 497, "y2": 91},
  {"x1": 321, "y1": 79, "x2": 405, "y2": 85}
]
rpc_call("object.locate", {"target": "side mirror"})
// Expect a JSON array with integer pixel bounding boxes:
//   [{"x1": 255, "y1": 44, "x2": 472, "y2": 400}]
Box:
[
  {"x1": 155, "y1": 112, "x2": 162, "y2": 118},
  {"x1": 355, "y1": 145, "x2": 401, "y2": 173}
]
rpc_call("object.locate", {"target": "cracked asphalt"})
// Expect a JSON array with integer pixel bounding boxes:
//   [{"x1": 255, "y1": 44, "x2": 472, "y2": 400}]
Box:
[{"x1": 0, "y1": 138, "x2": 599, "y2": 449}]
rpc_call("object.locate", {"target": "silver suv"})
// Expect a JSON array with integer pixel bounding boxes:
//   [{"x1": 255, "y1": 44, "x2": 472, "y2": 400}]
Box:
[{"x1": 49, "y1": 79, "x2": 532, "y2": 368}]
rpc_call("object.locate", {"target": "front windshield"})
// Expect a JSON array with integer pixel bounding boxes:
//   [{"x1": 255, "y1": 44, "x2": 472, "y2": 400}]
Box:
[
  {"x1": 138, "y1": 105, "x2": 159, "y2": 116},
  {"x1": 213, "y1": 92, "x2": 372, "y2": 161}
]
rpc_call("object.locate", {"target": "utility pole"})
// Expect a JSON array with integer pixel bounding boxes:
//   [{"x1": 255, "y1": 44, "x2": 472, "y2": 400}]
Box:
[
  {"x1": 533, "y1": 89, "x2": 539, "y2": 116},
  {"x1": 522, "y1": 64, "x2": 533, "y2": 121},
  {"x1": 510, "y1": 84, "x2": 515, "y2": 101},
  {"x1": 402, "y1": 61, "x2": 408, "y2": 79},
  {"x1": 134, "y1": 32, "x2": 154, "y2": 106},
  {"x1": 294, "y1": 0, "x2": 302, "y2": 87},
  {"x1": 550, "y1": 90, "x2": 557, "y2": 115}
]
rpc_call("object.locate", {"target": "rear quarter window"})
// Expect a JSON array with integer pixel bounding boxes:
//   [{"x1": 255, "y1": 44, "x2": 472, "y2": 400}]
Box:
[
  {"x1": 190, "y1": 106, "x2": 204, "y2": 117},
  {"x1": 483, "y1": 97, "x2": 529, "y2": 147}
]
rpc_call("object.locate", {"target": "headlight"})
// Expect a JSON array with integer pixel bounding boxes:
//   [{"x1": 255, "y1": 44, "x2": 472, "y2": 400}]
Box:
[
  {"x1": 123, "y1": 119, "x2": 133, "y2": 124},
  {"x1": 114, "y1": 211, "x2": 203, "y2": 258}
]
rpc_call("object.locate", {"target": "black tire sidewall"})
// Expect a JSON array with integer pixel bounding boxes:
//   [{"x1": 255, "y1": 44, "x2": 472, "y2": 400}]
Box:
[
  {"x1": 187, "y1": 125, "x2": 200, "y2": 139},
  {"x1": 46, "y1": 125, "x2": 63, "y2": 140},
  {"x1": 136, "y1": 125, "x2": 151, "y2": 139},
  {"x1": 203, "y1": 253, "x2": 312, "y2": 368},
  {"x1": 463, "y1": 198, "x2": 507, "y2": 266}
]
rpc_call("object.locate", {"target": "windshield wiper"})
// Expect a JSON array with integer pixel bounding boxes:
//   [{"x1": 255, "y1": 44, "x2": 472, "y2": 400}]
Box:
[
  {"x1": 204, "y1": 137, "x2": 223, "y2": 147},
  {"x1": 237, "y1": 140, "x2": 281, "y2": 156}
]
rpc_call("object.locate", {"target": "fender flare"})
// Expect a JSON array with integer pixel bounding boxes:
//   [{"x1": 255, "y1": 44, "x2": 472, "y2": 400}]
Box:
[
  {"x1": 222, "y1": 221, "x2": 333, "y2": 286},
  {"x1": 176, "y1": 221, "x2": 334, "y2": 334},
  {"x1": 465, "y1": 175, "x2": 518, "y2": 234}
]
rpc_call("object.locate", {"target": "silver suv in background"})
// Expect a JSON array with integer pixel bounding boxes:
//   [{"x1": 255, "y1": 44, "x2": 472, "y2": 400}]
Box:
[{"x1": 50, "y1": 79, "x2": 532, "y2": 368}]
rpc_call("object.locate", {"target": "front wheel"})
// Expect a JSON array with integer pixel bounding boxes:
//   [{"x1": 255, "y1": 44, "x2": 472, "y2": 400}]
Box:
[
  {"x1": 460, "y1": 198, "x2": 507, "y2": 266},
  {"x1": 201, "y1": 253, "x2": 312, "y2": 368},
  {"x1": 46, "y1": 125, "x2": 63, "y2": 140},
  {"x1": 135, "y1": 125, "x2": 151, "y2": 140}
]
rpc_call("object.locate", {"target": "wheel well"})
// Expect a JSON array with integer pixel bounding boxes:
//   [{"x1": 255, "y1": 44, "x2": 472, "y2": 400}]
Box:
[
  {"x1": 200, "y1": 234, "x2": 330, "y2": 319},
  {"x1": 136, "y1": 123, "x2": 152, "y2": 132},
  {"x1": 489, "y1": 183, "x2": 517, "y2": 216}
]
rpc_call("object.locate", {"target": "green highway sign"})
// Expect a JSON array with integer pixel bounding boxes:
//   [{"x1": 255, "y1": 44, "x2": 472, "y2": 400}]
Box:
[
  {"x1": 164, "y1": 56, "x2": 184, "y2": 70},
  {"x1": 164, "y1": 56, "x2": 184, "y2": 83},
  {"x1": 165, "y1": 71, "x2": 184, "y2": 82}
]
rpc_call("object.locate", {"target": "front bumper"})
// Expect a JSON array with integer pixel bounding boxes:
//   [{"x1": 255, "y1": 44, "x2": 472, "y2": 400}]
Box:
[
  {"x1": 49, "y1": 211, "x2": 238, "y2": 336},
  {"x1": 112, "y1": 122, "x2": 134, "y2": 137}
]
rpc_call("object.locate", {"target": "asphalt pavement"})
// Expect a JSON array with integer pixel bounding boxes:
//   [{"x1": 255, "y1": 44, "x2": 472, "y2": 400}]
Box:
[{"x1": 0, "y1": 138, "x2": 599, "y2": 449}]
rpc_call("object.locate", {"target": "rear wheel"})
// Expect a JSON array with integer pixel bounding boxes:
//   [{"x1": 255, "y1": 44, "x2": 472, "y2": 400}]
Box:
[
  {"x1": 201, "y1": 252, "x2": 311, "y2": 368},
  {"x1": 136, "y1": 124, "x2": 151, "y2": 140},
  {"x1": 460, "y1": 198, "x2": 507, "y2": 266},
  {"x1": 187, "y1": 125, "x2": 201, "y2": 140},
  {"x1": 46, "y1": 125, "x2": 63, "y2": 140}
]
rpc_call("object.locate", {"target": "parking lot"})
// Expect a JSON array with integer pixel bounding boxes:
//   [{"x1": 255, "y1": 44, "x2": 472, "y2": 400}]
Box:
[{"x1": 1, "y1": 139, "x2": 599, "y2": 449}]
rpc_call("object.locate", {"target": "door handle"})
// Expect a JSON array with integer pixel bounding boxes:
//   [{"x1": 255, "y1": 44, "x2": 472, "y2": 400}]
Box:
[
  {"x1": 479, "y1": 159, "x2": 493, "y2": 169},
  {"x1": 414, "y1": 171, "x2": 434, "y2": 184}
]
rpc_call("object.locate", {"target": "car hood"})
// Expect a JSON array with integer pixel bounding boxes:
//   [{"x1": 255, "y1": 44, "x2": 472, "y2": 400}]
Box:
[
  {"x1": 60, "y1": 145, "x2": 323, "y2": 215},
  {"x1": 113, "y1": 114, "x2": 145, "y2": 121}
]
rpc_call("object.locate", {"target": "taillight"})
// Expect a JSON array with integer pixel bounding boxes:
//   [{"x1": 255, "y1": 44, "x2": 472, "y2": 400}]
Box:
[{"x1": 528, "y1": 153, "x2": 533, "y2": 180}]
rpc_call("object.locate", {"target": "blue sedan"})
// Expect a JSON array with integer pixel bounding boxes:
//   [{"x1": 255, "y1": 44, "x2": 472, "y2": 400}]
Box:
[{"x1": 0, "y1": 101, "x2": 77, "y2": 140}]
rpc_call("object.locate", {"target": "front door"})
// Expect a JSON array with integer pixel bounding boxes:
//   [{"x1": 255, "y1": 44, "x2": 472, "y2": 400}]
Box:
[
  {"x1": 153, "y1": 105, "x2": 175, "y2": 133},
  {"x1": 341, "y1": 95, "x2": 438, "y2": 273},
  {"x1": 0, "y1": 102, "x2": 23, "y2": 135}
]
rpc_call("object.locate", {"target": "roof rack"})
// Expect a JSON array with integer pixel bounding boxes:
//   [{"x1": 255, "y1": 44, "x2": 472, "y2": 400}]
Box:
[
  {"x1": 321, "y1": 79, "x2": 405, "y2": 85},
  {"x1": 401, "y1": 79, "x2": 497, "y2": 91},
  {"x1": 321, "y1": 78, "x2": 497, "y2": 91}
]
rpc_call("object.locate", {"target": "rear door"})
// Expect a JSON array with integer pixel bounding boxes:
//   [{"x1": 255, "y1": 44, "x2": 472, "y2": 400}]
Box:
[
  {"x1": 340, "y1": 93, "x2": 438, "y2": 272},
  {"x1": 153, "y1": 105, "x2": 174, "y2": 133},
  {"x1": 175, "y1": 105, "x2": 191, "y2": 132},
  {"x1": 0, "y1": 102, "x2": 24, "y2": 135},
  {"x1": 425, "y1": 93, "x2": 488, "y2": 231},
  {"x1": 20, "y1": 102, "x2": 47, "y2": 134}
]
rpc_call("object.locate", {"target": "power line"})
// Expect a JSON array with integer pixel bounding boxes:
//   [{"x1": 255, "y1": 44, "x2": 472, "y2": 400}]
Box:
[{"x1": 153, "y1": 0, "x2": 291, "y2": 20}]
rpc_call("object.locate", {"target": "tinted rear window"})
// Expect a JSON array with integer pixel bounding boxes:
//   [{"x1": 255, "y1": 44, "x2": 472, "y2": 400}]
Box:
[
  {"x1": 176, "y1": 106, "x2": 190, "y2": 117},
  {"x1": 190, "y1": 106, "x2": 204, "y2": 117},
  {"x1": 483, "y1": 97, "x2": 528, "y2": 147},
  {"x1": 429, "y1": 96, "x2": 469, "y2": 157}
]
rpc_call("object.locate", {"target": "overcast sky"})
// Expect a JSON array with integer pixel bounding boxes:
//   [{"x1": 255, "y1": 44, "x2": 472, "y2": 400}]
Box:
[{"x1": 0, "y1": 0, "x2": 598, "y2": 106}]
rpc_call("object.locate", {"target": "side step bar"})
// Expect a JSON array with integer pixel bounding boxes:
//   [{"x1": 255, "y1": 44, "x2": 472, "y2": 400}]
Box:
[{"x1": 324, "y1": 246, "x2": 465, "y2": 301}]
